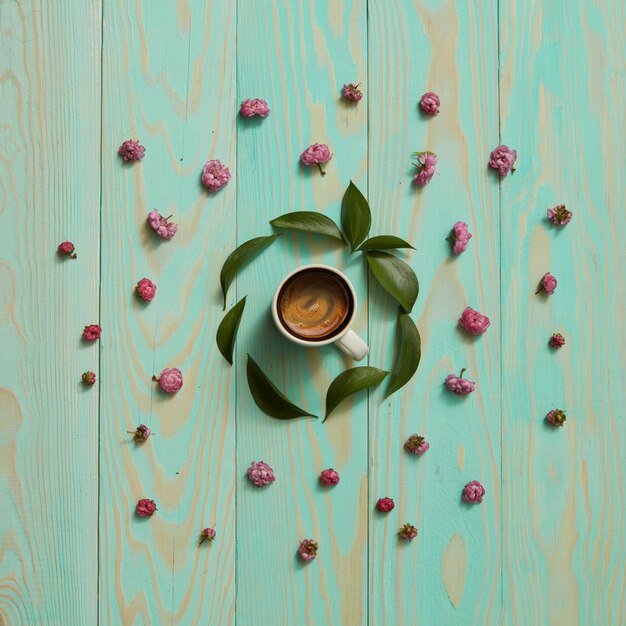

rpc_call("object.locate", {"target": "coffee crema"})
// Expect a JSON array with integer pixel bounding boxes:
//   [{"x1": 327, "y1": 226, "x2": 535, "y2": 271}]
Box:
[{"x1": 278, "y1": 270, "x2": 352, "y2": 341}]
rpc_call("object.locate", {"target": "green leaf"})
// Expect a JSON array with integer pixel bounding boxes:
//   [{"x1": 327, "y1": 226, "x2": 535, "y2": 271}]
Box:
[
  {"x1": 357, "y1": 235, "x2": 415, "y2": 251},
  {"x1": 216, "y1": 296, "x2": 247, "y2": 365},
  {"x1": 324, "y1": 367, "x2": 389, "y2": 421},
  {"x1": 270, "y1": 211, "x2": 345, "y2": 243},
  {"x1": 220, "y1": 235, "x2": 280, "y2": 309},
  {"x1": 366, "y1": 251, "x2": 419, "y2": 313},
  {"x1": 246, "y1": 355, "x2": 317, "y2": 420},
  {"x1": 341, "y1": 180, "x2": 371, "y2": 252},
  {"x1": 386, "y1": 311, "x2": 421, "y2": 397}
]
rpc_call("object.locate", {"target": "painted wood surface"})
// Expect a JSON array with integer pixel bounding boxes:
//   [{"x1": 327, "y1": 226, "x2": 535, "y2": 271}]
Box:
[
  {"x1": 99, "y1": 0, "x2": 236, "y2": 624},
  {"x1": 499, "y1": 1, "x2": 626, "y2": 624},
  {"x1": 0, "y1": 2, "x2": 101, "y2": 624},
  {"x1": 0, "y1": 1, "x2": 624, "y2": 625}
]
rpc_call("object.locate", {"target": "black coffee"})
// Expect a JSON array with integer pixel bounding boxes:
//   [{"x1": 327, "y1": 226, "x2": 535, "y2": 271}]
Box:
[{"x1": 278, "y1": 269, "x2": 352, "y2": 341}]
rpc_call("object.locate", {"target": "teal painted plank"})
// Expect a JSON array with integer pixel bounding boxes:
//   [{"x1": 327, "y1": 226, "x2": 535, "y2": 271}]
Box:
[
  {"x1": 235, "y1": 1, "x2": 368, "y2": 624},
  {"x1": 499, "y1": 1, "x2": 626, "y2": 624},
  {"x1": 368, "y1": 1, "x2": 501, "y2": 623},
  {"x1": 99, "y1": 0, "x2": 236, "y2": 623},
  {"x1": 0, "y1": 1, "x2": 101, "y2": 624}
]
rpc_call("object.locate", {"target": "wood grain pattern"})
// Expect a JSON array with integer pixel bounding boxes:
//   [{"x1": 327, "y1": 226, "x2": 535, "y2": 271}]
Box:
[
  {"x1": 99, "y1": 0, "x2": 236, "y2": 624},
  {"x1": 235, "y1": 2, "x2": 368, "y2": 625},
  {"x1": 1, "y1": 0, "x2": 625, "y2": 624},
  {"x1": 367, "y1": 1, "x2": 502, "y2": 624},
  {"x1": 0, "y1": 1, "x2": 101, "y2": 624},
  {"x1": 499, "y1": 1, "x2": 626, "y2": 624}
]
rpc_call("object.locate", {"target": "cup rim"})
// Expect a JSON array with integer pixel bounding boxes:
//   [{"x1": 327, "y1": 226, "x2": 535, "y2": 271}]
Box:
[{"x1": 271, "y1": 264, "x2": 358, "y2": 347}]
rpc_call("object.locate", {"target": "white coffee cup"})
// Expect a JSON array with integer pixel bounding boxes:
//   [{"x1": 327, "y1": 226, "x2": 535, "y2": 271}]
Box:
[{"x1": 271, "y1": 264, "x2": 369, "y2": 361}]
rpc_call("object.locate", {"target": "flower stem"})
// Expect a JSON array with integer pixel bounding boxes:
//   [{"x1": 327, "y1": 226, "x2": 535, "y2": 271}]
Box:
[
  {"x1": 317, "y1": 163, "x2": 326, "y2": 176},
  {"x1": 459, "y1": 368, "x2": 467, "y2": 378},
  {"x1": 535, "y1": 285, "x2": 543, "y2": 295}
]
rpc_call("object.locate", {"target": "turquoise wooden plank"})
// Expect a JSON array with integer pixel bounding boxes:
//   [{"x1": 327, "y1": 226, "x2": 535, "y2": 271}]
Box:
[
  {"x1": 99, "y1": 0, "x2": 236, "y2": 623},
  {"x1": 368, "y1": 1, "x2": 501, "y2": 623},
  {"x1": 499, "y1": 1, "x2": 626, "y2": 624},
  {"x1": 235, "y1": 1, "x2": 368, "y2": 624},
  {"x1": 0, "y1": 1, "x2": 101, "y2": 624}
]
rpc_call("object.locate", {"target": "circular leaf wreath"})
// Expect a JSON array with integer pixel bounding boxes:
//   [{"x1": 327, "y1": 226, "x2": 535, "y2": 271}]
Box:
[{"x1": 216, "y1": 180, "x2": 422, "y2": 421}]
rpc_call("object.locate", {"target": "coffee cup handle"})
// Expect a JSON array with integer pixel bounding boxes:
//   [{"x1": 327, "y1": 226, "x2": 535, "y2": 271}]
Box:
[{"x1": 335, "y1": 330, "x2": 369, "y2": 361}]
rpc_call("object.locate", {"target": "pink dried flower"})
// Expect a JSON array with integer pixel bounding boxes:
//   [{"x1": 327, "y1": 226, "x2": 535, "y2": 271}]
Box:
[
  {"x1": 398, "y1": 523, "x2": 418, "y2": 540},
  {"x1": 459, "y1": 307, "x2": 491, "y2": 336},
  {"x1": 57, "y1": 241, "x2": 77, "y2": 259},
  {"x1": 445, "y1": 369, "x2": 476, "y2": 395},
  {"x1": 536, "y1": 272, "x2": 557, "y2": 295},
  {"x1": 201, "y1": 159, "x2": 231, "y2": 192},
  {"x1": 147, "y1": 210, "x2": 178, "y2": 240},
  {"x1": 298, "y1": 539, "x2": 318, "y2": 562},
  {"x1": 300, "y1": 143, "x2": 332, "y2": 175},
  {"x1": 342, "y1": 83, "x2": 363, "y2": 102},
  {"x1": 376, "y1": 497, "x2": 395, "y2": 513},
  {"x1": 448, "y1": 221, "x2": 472, "y2": 255},
  {"x1": 81, "y1": 371, "x2": 96, "y2": 386},
  {"x1": 127, "y1": 424, "x2": 152, "y2": 442},
  {"x1": 546, "y1": 409, "x2": 567, "y2": 427},
  {"x1": 199, "y1": 527, "x2": 216, "y2": 545},
  {"x1": 547, "y1": 204, "x2": 572, "y2": 226},
  {"x1": 489, "y1": 144, "x2": 517, "y2": 176},
  {"x1": 419, "y1": 91, "x2": 440, "y2": 115},
  {"x1": 404, "y1": 433, "x2": 429, "y2": 455},
  {"x1": 463, "y1": 480, "x2": 485, "y2": 503},
  {"x1": 412, "y1": 151, "x2": 437, "y2": 186},
  {"x1": 136, "y1": 278, "x2": 157, "y2": 303},
  {"x1": 153, "y1": 368, "x2": 183, "y2": 394},
  {"x1": 135, "y1": 498, "x2": 157, "y2": 517},
  {"x1": 239, "y1": 98, "x2": 270, "y2": 118},
  {"x1": 118, "y1": 139, "x2": 145, "y2": 162},
  {"x1": 83, "y1": 324, "x2": 102, "y2": 342},
  {"x1": 319, "y1": 468, "x2": 340, "y2": 486},
  {"x1": 247, "y1": 461, "x2": 275, "y2": 487},
  {"x1": 549, "y1": 333, "x2": 565, "y2": 349}
]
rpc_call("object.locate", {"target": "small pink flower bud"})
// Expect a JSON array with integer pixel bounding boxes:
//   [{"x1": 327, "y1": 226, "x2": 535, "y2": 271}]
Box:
[
  {"x1": 147, "y1": 210, "x2": 178, "y2": 240},
  {"x1": 300, "y1": 143, "x2": 332, "y2": 175},
  {"x1": 297, "y1": 539, "x2": 318, "y2": 562},
  {"x1": 445, "y1": 369, "x2": 476, "y2": 395},
  {"x1": 547, "y1": 204, "x2": 572, "y2": 226},
  {"x1": 81, "y1": 371, "x2": 96, "y2": 386},
  {"x1": 57, "y1": 241, "x2": 77, "y2": 259},
  {"x1": 398, "y1": 523, "x2": 418, "y2": 540},
  {"x1": 199, "y1": 527, "x2": 216, "y2": 545},
  {"x1": 419, "y1": 91, "x2": 440, "y2": 115},
  {"x1": 136, "y1": 278, "x2": 157, "y2": 303},
  {"x1": 412, "y1": 151, "x2": 437, "y2": 186},
  {"x1": 319, "y1": 468, "x2": 340, "y2": 486},
  {"x1": 127, "y1": 424, "x2": 152, "y2": 442},
  {"x1": 247, "y1": 461, "x2": 275, "y2": 487},
  {"x1": 462, "y1": 480, "x2": 485, "y2": 503},
  {"x1": 376, "y1": 497, "x2": 395, "y2": 513},
  {"x1": 239, "y1": 98, "x2": 270, "y2": 118},
  {"x1": 153, "y1": 368, "x2": 183, "y2": 394},
  {"x1": 448, "y1": 221, "x2": 472, "y2": 255},
  {"x1": 459, "y1": 307, "x2": 490, "y2": 336},
  {"x1": 536, "y1": 272, "x2": 557, "y2": 295},
  {"x1": 83, "y1": 324, "x2": 102, "y2": 342},
  {"x1": 201, "y1": 159, "x2": 231, "y2": 192},
  {"x1": 404, "y1": 434, "x2": 429, "y2": 455},
  {"x1": 135, "y1": 498, "x2": 157, "y2": 517},
  {"x1": 549, "y1": 333, "x2": 565, "y2": 349},
  {"x1": 546, "y1": 409, "x2": 567, "y2": 427},
  {"x1": 118, "y1": 139, "x2": 145, "y2": 162},
  {"x1": 489, "y1": 144, "x2": 517, "y2": 176},
  {"x1": 342, "y1": 83, "x2": 363, "y2": 102}
]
